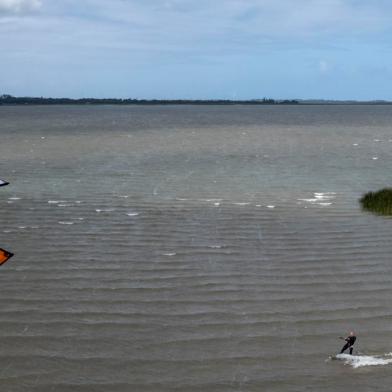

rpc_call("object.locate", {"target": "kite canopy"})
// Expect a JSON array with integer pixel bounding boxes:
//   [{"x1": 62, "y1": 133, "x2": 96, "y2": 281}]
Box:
[
  {"x1": 0, "y1": 248, "x2": 13, "y2": 266},
  {"x1": 0, "y1": 179, "x2": 9, "y2": 187}
]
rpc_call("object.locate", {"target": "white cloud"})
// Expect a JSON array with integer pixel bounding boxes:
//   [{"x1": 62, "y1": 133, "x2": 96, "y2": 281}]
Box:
[
  {"x1": 0, "y1": 0, "x2": 41, "y2": 14},
  {"x1": 319, "y1": 60, "x2": 329, "y2": 74}
]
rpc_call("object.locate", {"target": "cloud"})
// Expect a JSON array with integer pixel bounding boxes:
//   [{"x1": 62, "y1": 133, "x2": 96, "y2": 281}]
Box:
[
  {"x1": 0, "y1": 0, "x2": 42, "y2": 14},
  {"x1": 91, "y1": 1, "x2": 390, "y2": 33},
  {"x1": 319, "y1": 60, "x2": 329, "y2": 74},
  {"x1": 62, "y1": 0, "x2": 390, "y2": 57}
]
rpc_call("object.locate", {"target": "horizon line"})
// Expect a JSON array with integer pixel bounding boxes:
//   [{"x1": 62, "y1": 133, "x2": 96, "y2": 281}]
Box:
[{"x1": 2, "y1": 95, "x2": 392, "y2": 104}]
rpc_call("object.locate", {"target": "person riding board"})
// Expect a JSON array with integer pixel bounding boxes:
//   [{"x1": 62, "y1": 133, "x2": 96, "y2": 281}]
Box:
[{"x1": 339, "y1": 331, "x2": 356, "y2": 355}]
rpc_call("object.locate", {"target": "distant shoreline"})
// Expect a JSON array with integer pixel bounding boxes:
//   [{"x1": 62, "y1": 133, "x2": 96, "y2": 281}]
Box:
[
  {"x1": 1, "y1": 95, "x2": 392, "y2": 106},
  {"x1": 0, "y1": 96, "x2": 297, "y2": 106}
]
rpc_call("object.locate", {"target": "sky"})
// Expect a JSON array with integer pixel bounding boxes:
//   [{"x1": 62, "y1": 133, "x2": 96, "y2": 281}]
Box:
[{"x1": 1, "y1": 0, "x2": 392, "y2": 99}]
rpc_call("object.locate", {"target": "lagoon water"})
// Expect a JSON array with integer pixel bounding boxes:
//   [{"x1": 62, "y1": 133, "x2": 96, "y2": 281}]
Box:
[{"x1": 1, "y1": 105, "x2": 392, "y2": 391}]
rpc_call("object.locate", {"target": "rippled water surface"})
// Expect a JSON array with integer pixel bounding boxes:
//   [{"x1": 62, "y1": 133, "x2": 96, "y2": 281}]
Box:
[{"x1": 1, "y1": 105, "x2": 392, "y2": 391}]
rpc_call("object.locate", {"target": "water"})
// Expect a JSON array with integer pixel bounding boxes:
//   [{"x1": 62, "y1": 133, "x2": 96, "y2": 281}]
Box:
[{"x1": 1, "y1": 105, "x2": 392, "y2": 391}]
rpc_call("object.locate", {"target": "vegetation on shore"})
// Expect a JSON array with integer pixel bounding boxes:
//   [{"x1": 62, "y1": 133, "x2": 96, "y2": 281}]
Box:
[
  {"x1": 0, "y1": 95, "x2": 298, "y2": 106},
  {"x1": 360, "y1": 188, "x2": 392, "y2": 215}
]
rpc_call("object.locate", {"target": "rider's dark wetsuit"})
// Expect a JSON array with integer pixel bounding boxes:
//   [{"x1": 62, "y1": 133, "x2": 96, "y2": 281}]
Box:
[{"x1": 340, "y1": 335, "x2": 356, "y2": 355}]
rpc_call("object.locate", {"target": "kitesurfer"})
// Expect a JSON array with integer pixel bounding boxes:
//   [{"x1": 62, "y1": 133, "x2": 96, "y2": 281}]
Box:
[{"x1": 339, "y1": 331, "x2": 356, "y2": 355}]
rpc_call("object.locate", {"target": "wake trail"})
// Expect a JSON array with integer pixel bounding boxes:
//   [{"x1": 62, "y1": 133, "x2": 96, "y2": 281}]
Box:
[{"x1": 334, "y1": 353, "x2": 392, "y2": 368}]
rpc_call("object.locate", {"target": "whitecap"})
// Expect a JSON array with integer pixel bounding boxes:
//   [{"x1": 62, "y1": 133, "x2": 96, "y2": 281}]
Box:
[
  {"x1": 96, "y1": 208, "x2": 115, "y2": 213},
  {"x1": 372, "y1": 157, "x2": 379, "y2": 160},
  {"x1": 267, "y1": 205, "x2": 275, "y2": 209},
  {"x1": 214, "y1": 202, "x2": 220, "y2": 206},
  {"x1": 208, "y1": 245, "x2": 222, "y2": 249},
  {"x1": 234, "y1": 202, "x2": 250, "y2": 206},
  {"x1": 8, "y1": 197, "x2": 21, "y2": 200},
  {"x1": 58, "y1": 221, "x2": 74, "y2": 225},
  {"x1": 299, "y1": 193, "x2": 336, "y2": 206},
  {"x1": 336, "y1": 354, "x2": 392, "y2": 368},
  {"x1": 314, "y1": 194, "x2": 334, "y2": 200},
  {"x1": 352, "y1": 143, "x2": 359, "y2": 146},
  {"x1": 48, "y1": 200, "x2": 66, "y2": 204},
  {"x1": 126, "y1": 212, "x2": 139, "y2": 217},
  {"x1": 163, "y1": 252, "x2": 176, "y2": 256}
]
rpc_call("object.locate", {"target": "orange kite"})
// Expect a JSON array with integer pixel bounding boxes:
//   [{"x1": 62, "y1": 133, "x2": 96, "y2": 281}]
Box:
[
  {"x1": 0, "y1": 248, "x2": 13, "y2": 266},
  {"x1": 0, "y1": 179, "x2": 13, "y2": 265}
]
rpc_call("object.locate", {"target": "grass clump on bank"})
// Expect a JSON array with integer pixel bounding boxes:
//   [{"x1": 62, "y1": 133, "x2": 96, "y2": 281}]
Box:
[{"x1": 360, "y1": 188, "x2": 392, "y2": 215}]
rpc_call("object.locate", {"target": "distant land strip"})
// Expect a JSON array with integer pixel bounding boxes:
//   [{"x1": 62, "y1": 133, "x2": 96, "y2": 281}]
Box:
[
  {"x1": 0, "y1": 95, "x2": 297, "y2": 105},
  {"x1": 1, "y1": 95, "x2": 392, "y2": 105}
]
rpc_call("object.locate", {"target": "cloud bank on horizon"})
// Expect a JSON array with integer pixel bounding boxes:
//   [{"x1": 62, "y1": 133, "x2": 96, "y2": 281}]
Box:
[{"x1": 1, "y1": 0, "x2": 391, "y2": 99}]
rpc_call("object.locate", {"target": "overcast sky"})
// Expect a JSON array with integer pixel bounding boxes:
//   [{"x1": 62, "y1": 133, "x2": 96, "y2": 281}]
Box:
[{"x1": 1, "y1": 0, "x2": 392, "y2": 99}]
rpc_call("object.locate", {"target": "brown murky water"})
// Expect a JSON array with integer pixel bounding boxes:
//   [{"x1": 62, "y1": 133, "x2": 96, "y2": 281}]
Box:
[{"x1": 1, "y1": 105, "x2": 392, "y2": 391}]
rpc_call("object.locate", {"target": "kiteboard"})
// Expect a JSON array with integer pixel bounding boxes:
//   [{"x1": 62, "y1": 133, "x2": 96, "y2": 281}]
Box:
[
  {"x1": 0, "y1": 179, "x2": 9, "y2": 187},
  {"x1": 329, "y1": 353, "x2": 359, "y2": 360}
]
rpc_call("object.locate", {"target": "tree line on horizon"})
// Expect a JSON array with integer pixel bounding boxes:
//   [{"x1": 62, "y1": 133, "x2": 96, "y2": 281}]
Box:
[{"x1": 0, "y1": 95, "x2": 299, "y2": 105}]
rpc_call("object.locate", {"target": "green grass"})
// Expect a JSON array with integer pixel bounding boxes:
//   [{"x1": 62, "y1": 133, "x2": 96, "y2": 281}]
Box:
[{"x1": 360, "y1": 188, "x2": 392, "y2": 215}]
